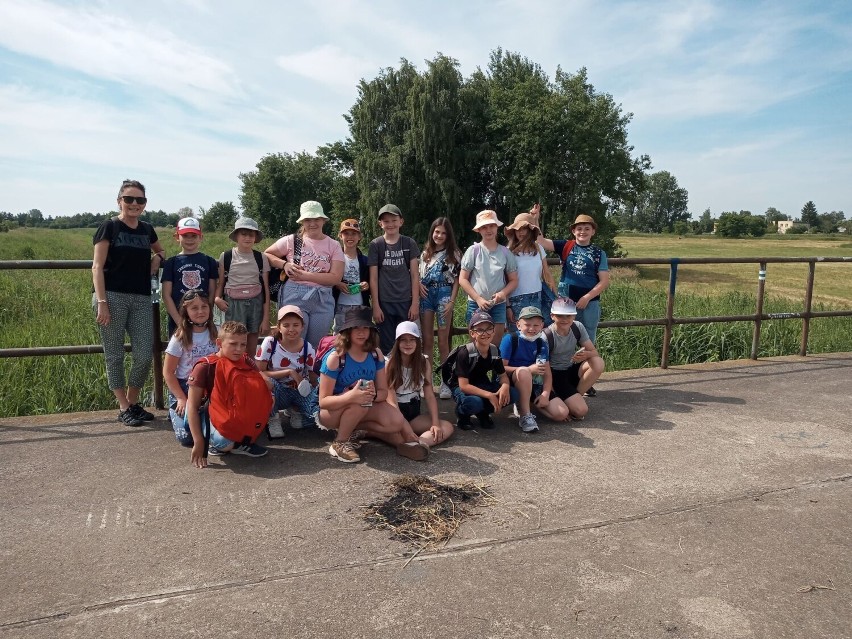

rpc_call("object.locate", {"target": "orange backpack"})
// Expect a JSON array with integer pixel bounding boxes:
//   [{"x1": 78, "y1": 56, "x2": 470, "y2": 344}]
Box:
[{"x1": 201, "y1": 354, "x2": 273, "y2": 445}]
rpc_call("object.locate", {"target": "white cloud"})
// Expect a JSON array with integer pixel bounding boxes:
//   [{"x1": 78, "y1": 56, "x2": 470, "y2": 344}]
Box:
[
  {"x1": 0, "y1": 0, "x2": 240, "y2": 107},
  {"x1": 276, "y1": 44, "x2": 375, "y2": 93}
]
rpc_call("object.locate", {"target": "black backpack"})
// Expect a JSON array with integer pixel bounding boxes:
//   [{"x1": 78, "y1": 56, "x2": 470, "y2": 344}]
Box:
[{"x1": 440, "y1": 342, "x2": 500, "y2": 386}]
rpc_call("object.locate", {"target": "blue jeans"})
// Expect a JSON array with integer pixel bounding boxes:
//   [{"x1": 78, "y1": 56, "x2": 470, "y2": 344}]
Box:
[
  {"x1": 452, "y1": 380, "x2": 519, "y2": 416},
  {"x1": 272, "y1": 380, "x2": 318, "y2": 427},
  {"x1": 168, "y1": 379, "x2": 194, "y2": 447},
  {"x1": 465, "y1": 300, "x2": 507, "y2": 325},
  {"x1": 577, "y1": 299, "x2": 601, "y2": 343}
]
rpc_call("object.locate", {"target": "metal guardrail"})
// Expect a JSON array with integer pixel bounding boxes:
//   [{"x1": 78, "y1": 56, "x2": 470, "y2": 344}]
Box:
[{"x1": 2, "y1": 256, "x2": 852, "y2": 408}]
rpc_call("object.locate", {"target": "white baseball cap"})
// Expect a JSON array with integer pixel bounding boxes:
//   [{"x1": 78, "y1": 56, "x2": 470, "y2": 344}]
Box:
[{"x1": 395, "y1": 321, "x2": 421, "y2": 340}]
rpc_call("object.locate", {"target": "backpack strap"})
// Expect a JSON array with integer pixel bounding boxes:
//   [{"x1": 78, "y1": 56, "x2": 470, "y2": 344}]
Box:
[
  {"x1": 510, "y1": 332, "x2": 519, "y2": 360},
  {"x1": 560, "y1": 239, "x2": 576, "y2": 263},
  {"x1": 544, "y1": 326, "x2": 555, "y2": 353},
  {"x1": 300, "y1": 339, "x2": 309, "y2": 376},
  {"x1": 571, "y1": 323, "x2": 581, "y2": 342},
  {"x1": 223, "y1": 249, "x2": 233, "y2": 285},
  {"x1": 293, "y1": 234, "x2": 303, "y2": 265}
]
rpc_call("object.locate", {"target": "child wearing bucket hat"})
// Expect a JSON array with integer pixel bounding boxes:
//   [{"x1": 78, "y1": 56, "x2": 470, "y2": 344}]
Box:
[
  {"x1": 214, "y1": 216, "x2": 270, "y2": 357},
  {"x1": 264, "y1": 201, "x2": 344, "y2": 348},
  {"x1": 316, "y1": 306, "x2": 429, "y2": 463},
  {"x1": 386, "y1": 321, "x2": 454, "y2": 447},
  {"x1": 256, "y1": 305, "x2": 319, "y2": 437},
  {"x1": 529, "y1": 205, "x2": 609, "y2": 348},
  {"x1": 504, "y1": 212, "x2": 558, "y2": 334},
  {"x1": 458, "y1": 210, "x2": 519, "y2": 346}
]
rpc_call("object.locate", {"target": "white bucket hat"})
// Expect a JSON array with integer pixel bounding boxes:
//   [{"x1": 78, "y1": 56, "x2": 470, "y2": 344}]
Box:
[
  {"x1": 472, "y1": 209, "x2": 504, "y2": 231},
  {"x1": 297, "y1": 201, "x2": 329, "y2": 223}
]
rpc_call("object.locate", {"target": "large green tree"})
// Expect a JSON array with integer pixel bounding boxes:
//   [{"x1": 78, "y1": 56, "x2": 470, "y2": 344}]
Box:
[
  {"x1": 239, "y1": 152, "x2": 339, "y2": 238},
  {"x1": 800, "y1": 200, "x2": 819, "y2": 228},
  {"x1": 621, "y1": 170, "x2": 689, "y2": 233},
  {"x1": 199, "y1": 201, "x2": 239, "y2": 232},
  {"x1": 346, "y1": 51, "x2": 647, "y2": 254}
]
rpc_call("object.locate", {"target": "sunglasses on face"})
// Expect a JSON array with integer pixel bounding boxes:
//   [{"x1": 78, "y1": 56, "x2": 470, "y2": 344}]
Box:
[{"x1": 120, "y1": 196, "x2": 147, "y2": 205}]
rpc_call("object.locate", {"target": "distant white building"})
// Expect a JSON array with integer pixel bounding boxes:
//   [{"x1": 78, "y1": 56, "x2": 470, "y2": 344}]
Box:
[{"x1": 777, "y1": 220, "x2": 794, "y2": 234}]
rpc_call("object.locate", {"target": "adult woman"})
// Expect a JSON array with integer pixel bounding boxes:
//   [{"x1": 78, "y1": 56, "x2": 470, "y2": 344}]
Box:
[
  {"x1": 264, "y1": 201, "x2": 343, "y2": 347},
  {"x1": 92, "y1": 179, "x2": 165, "y2": 426},
  {"x1": 504, "y1": 212, "x2": 557, "y2": 330}
]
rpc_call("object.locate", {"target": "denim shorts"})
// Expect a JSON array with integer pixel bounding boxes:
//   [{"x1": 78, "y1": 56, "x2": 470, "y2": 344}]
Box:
[
  {"x1": 420, "y1": 285, "x2": 453, "y2": 328},
  {"x1": 465, "y1": 299, "x2": 507, "y2": 324}
]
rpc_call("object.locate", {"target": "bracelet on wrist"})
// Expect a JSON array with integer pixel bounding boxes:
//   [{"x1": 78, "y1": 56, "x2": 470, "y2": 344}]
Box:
[{"x1": 97, "y1": 299, "x2": 108, "y2": 304}]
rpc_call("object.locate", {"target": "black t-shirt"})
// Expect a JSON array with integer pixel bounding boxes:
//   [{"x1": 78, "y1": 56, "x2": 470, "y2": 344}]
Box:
[
  {"x1": 450, "y1": 344, "x2": 506, "y2": 389},
  {"x1": 93, "y1": 218, "x2": 158, "y2": 295}
]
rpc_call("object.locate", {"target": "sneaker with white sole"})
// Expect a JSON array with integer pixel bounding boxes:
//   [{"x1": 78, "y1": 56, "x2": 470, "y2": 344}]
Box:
[
  {"x1": 207, "y1": 446, "x2": 226, "y2": 456},
  {"x1": 288, "y1": 411, "x2": 304, "y2": 430},
  {"x1": 267, "y1": 413, "x2": 285, "y2": 439},
  {"x1": 396, "y1": 441, "x2": 429, "y2": 461},
  {"x1": 519, "y1": 413, "x2": 539, "y2": 433},
  {"x1": 329, "y1": 440, "x2": 360, "y2": 463},
  {"x1": 230, "y1": 443, "x2": 268, "y2": 457},
  {"x1": 438, "y1": 382, "x2": 452, "y2": 400},
  {"x1": 512, "y1": 403, "x2": 520, "y2": 418}
]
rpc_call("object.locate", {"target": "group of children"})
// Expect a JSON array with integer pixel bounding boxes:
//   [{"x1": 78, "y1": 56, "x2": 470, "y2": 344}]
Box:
[{"x1": 155, "y1": 202, "x2": 607, "y2": 468}]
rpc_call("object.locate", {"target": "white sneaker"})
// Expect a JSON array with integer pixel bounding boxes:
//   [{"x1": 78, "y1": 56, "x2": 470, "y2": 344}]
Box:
[
  {"x1": 520, "y1": 413, "x2": 539, "y2": 433},
  {"x1": 288, "y1": 411, "x2": 304, "y2": 430},
  {"x1": 438, "y1": 382, "x2": 452, "y2": 400},
  {"x1": 267, "y1": 413, "x2": 285, "y2": 439},
  {"x1": 513, "y1": 403, "x2": 520, "y2": 418}
]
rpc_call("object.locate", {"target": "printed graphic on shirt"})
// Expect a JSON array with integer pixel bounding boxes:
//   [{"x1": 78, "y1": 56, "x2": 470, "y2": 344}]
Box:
[
  {"x1": 300, "y1": 247, "x2": 333, "y2": 273},
  {"x1": 181, "y1": 269, "x2": 202, "y2": 290},
  {"x1": 113, "y1": 231, "x2": 151, "y2": 250},
  {"x1": 342, "y1": 258, "x2": 360, "y2": 284},
  {"x1": 383, "y1": 247, "x2": 409, "y2": 268}
]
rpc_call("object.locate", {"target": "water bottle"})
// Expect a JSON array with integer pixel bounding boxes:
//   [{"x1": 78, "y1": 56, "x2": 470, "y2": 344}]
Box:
[
  {"x1": 151, "y1": 275, "x2": 160, "y2": 304},
  {"x1": 533, "y1": 357, "x2": 546, "y2": 385}
]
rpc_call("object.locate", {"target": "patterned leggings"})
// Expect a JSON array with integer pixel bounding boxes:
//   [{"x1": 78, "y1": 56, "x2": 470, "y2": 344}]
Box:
[{"x1": 94, "y1": 291, "x2": 154, "y2": 390}]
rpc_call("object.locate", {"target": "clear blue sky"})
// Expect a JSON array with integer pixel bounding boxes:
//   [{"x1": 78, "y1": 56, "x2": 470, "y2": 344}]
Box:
[{"x1": 1, "y1": 0, "x2": 850, "y2": 220}]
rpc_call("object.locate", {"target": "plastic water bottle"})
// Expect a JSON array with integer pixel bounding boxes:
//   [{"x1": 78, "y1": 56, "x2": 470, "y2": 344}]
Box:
[
  {"x1": 151, "y1": 275, "x2": 160, "y2": 304},
  {"x1": 533, "y1": 357, "x2": 546, "y2": 385}
]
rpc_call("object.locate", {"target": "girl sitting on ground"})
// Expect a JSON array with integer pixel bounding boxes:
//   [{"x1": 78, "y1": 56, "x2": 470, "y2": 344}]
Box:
[
  {"x1": 256, "y1": 305, "x2": 318, "y2": 438},
  {"x1": 386, "y1": 321, "x2": 454, "y2": 447},
  {"x1": 163, "y1": 290, "x2": 218, "y2": 446},
  {"x1": 317, "y1": 306, "x2": 429, "y2": 464}
]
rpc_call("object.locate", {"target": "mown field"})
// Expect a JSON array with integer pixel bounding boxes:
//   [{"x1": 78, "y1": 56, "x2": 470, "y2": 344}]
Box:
[{"x1": 1, "y1": 228, "x2": 850, "y2": 417}]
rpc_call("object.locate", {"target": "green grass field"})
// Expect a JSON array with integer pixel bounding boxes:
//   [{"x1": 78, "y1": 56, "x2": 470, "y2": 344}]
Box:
[{"x1": 1, "y1": 228, "x2": 850, "y2": 416}]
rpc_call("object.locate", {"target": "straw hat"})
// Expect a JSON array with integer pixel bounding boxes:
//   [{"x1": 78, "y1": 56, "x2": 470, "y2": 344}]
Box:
[
  {"x1": 504, "y1": 212, "x2": 541, "y2": 240},
  {"x1": 570, "y1": 214, "x2": 597, "y2": 230},
  {"x1": 472, "y1": 209, "x2": 503, "y2": 231}
]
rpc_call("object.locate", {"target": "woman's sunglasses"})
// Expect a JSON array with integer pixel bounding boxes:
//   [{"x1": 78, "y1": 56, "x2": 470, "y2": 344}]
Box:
[{"x1": 120, "y1": 196, "x2": 148, "y2": 205}]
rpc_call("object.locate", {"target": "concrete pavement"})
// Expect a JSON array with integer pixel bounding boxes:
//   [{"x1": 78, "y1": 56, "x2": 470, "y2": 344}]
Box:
[{"x1": 1, "y1": 353, "x2": 850, "y2": 638}]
